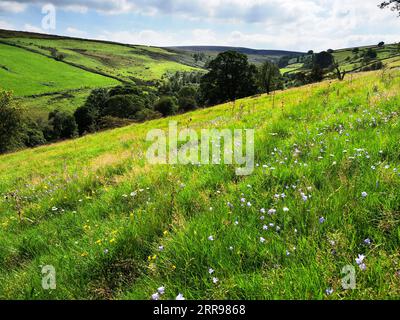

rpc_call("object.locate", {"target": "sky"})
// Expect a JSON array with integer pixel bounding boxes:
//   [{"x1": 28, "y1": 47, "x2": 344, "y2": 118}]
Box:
[{"x1": 0, "y1": 0, "x2": 399, "y2": 51}]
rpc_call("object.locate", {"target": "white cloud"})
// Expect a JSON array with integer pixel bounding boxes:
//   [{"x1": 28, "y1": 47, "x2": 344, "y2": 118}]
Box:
[
  {"x1": 65, "y1": 27, "x2": 87, "y2": 37},
  {"x1": 6, "y1": 1, "x2": 400, "y2": 50},
  {"x1": 23, "y1": 24, "x2": 45, "y2": 33},
  {"x1": 96, "y1": 29, "x2": 176, "y2": 46},
  {"x1": 0, "y1": 20, "x2": 15, "y2": 29},
  {"x1": 0, "y1": 1, "x2": 27, "y2": 13}
]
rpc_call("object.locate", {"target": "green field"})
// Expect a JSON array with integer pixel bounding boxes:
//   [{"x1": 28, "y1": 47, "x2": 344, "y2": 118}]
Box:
[
  {"x1": 0, "y1": 30, "x2": 203, "y2": 119},
  {"x1": 281, "y1": 44, "x2": 400, "y2": 75},
  {"x1": 1, "y1": 69, "x2": 399, "y2": 299},
  {"x1": 0, "y1": 36, "x2": 200, "y2": 83},
  {"x1": 0, "y1": 43, "x2": 119, "y2": 96}
]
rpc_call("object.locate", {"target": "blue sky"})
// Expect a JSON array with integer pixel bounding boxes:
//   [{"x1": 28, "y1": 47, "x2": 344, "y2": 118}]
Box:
[{"x1": 0, "y1": 0, "x2": 399, "y2": 51}]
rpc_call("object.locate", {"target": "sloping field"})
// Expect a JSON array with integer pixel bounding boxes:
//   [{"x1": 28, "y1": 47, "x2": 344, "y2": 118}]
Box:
[
  {"x1": 282, "y1": 44, "x2": 400, "y2": 75},
  {"x1": 0, "y1": 43, "x2": 119, "y2": 96},
  {"x1": 0, "y1": 70, "x2": 399, "y2": 300},
  {"x1": 0, "y1": 36, "x2": 200, "y2": 83}
]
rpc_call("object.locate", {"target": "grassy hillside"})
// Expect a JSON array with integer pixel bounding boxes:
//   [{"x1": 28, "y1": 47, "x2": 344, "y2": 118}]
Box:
[
  {"x1": 282, "y1": 44, "x2": 400, "y2": 76},
  {"x1": 0, "y1": 43, "x2": 119, "y2": 96},
  {"x1": 169, "y1": 46, "x2": 304, "y2": 65},
  {"x1": 0, "y1": 29, "x2": 204, "y2": 120},
  {"x1": 0, "y1": 30, "x2": 201, "y2": 85},
  {"x1": 0, "y1": 69, "x2": 399, "y2": 300}
]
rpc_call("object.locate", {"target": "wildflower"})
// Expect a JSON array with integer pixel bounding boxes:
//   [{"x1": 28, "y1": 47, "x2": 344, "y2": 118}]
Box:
[
  {"x1": 319, "y1": 217, "x2": 326, "y2": 224},
  {"x1": 234, "y1": 221, "x2": 239, "y2": 226},
  {"x1": 268, "y1": 209, "x2": 277, "y2": 215},
  {"x1": 158, "y1": 245, "x2": 164, "y2": 251},
  {"x1": 260, "y1": 237, "x2": 266, "y2": 243},
  {"x1": 361, "y1": 192, "x2": 368, "y2": 198},
  {"x1": 276, "y1": 226, "x2": 281, "y2": 232},
  {"x1": 240, "y1": 198, "x2": 246, "y2": 203},
  {"x1": 152, "y1": 293, "x2": 160, "y2": 300},
  {"x1": 364, "y1": 238, "x2": 371, "y2": 245},
  {"x1": 104, "y1": 249, "x2": 109, "y2": 254},
  {"x1": 260, "y1": 208, "x2": 266, "y2": 214},
  {"x1": 209, "y1": 207, "x2": 213, "y2": 211},
  {"x1": 263, "y1": 225, "x2": 269, "y2": 231},
  {"x1": 209, "y1": 268, "x2": 214, "y2": 274},
  {"x1": 157, "y1": 287, "x2": 165, "y2": 295},
  {"x1": 229, "y1": 246, "x2": 234, "y2": 251},
  {"x1": 326, "y1": 288, "x2": 334, "y2": 296},
  {"x1": 359, "y1": 263, "x2": 367, "y2": 271},
  {"x1": 356, "y1": 254, "x2": 365, "y2": 265},
  {"x1": 208, "y1": 236, "x2": 214, "y2": 241},
  {"x1": 286, "y1": 250, "x2": 291, "y2": 256},
  {"x1": 283, "y1": 207, "x2": 289, "y2": 212},
  {"x1": 176, "y1": 293, "x2": 185, "y2": 300},
  {"x1": 213, "y1": 277, "x2": 219, "y2": 284},
  {"x1": 260, "y1": 216, "x2": 265, "y2": 221}
]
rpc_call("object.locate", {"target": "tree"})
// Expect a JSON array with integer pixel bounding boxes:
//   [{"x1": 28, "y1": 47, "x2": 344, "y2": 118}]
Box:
[
  {"x1": 102, "y1": 95, "x2": 145, "y2": 119},
  {"x1": 308, "y1": 50, "x2": 314, "y2": 55},
  {"x1": 200, "y1": 51, "x2": 258, "y2": 106},
  {"x1": 380, "y1": 1, "x2": 400, "y2": 15},
  {"x1": 178, "y1": 86, "x2": 198, "y2": 112},
  {"x1": 308, "y1": 65, "x2": 324, "y2": 82},
  {"x1": 364, "y1": 48, "x2": 378, "y2": 60},
  {"x1": 23, "y1": 119, "x2": 46, "y2": 147},
  {"x1": 48, "y1": 110, "x2": 78, "y2": 140},
  {"x1": 257, "y1": 61, "x2": 282, "y2": 94},
  {"x1": 378, "y1": 41, "x2": 385, "y2": 47},
  {"x1": 154, "y1": 96, "x2": 178, "y2": 116},
  {"x1": 74, "y1": 88, "x2": 108, "y2": 135},
  {"x1": 314, "y1": 51, "x2": 334, "y2": 69},
  {"x1": 352, "y1": 47, "x2": 360, "y2": 54},
  {"x1": 0, "y1": 90, "x2": 25, "y2": 153}
]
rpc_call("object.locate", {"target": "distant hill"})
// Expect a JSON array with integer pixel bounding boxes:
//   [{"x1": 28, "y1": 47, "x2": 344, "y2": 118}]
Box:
[
  {"x1": 168, "y1": 46, "x2": 304, "y2": 65},
  {"x1": 169, "y1": 46, "x2": 304, "y2": 57}
]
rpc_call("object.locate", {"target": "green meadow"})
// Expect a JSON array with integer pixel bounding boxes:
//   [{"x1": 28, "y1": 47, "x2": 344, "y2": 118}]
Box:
[
  {"x1": 0, "y1": 43, "x2": 119, "y2": 97},
  {"x1": 1, "y1": 37, "x2": 200, "y2": 83},
  {"x1": 1, "y1": 69, "x2": 399, "y2": 299},
  {"x1": 282, "y1": 43, "x2": 400, "y2": 75}
]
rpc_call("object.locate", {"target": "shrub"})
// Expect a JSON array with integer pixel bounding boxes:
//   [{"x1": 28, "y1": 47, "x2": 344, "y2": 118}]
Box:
[
  {"x1": 102, "y1": 95, "x2": 145, "y2": 119},
  {"x1": 48, "y1": 110, "x2": 78, "y2": 140},
  {"x1": 0, "y1": 90, "x2": 25, "y2": 153},
  {"x1": 154, "y1": 96, "x2": 179, "y2": 116},
  {"x1": 97, "y1": 116, "x2": 133, "y2": 130},
  {"x1": 178, "y1": 86, "x2": 198, "y2": 112}
]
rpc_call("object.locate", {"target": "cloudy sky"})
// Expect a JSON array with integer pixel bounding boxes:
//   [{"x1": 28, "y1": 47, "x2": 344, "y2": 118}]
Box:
[{"x1": 0, "y1": 0, "x2": 399, "y2": 51}]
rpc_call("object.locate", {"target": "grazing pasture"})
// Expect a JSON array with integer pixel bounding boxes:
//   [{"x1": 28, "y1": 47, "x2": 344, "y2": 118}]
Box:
[
  {"x1": 1, "y1": 69, "x2": 399, "y2": 300},
  {"x1": 0, "y1": 43, "x2": 119, "y2": 97}
]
